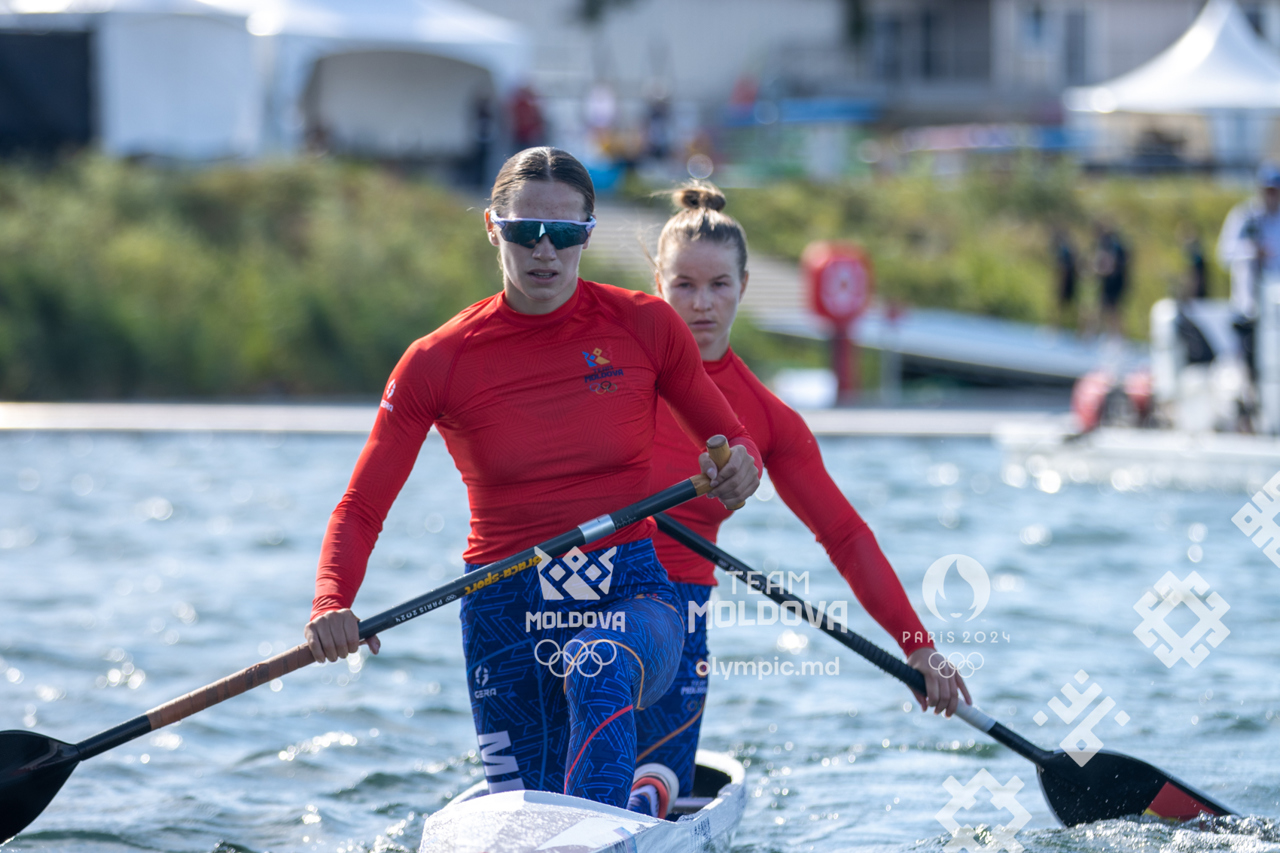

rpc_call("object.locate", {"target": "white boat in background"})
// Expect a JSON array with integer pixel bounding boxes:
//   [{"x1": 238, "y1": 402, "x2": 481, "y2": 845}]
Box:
[
  {"x1": 996, "y1": 297, "x2": 1280, "y2": 493},
  {"x1": 418, "y1": 751, "x2": 746, "y2": 853},
  {"x1": 996, "y1": 421, "x2": 1280, "y2": 492}
]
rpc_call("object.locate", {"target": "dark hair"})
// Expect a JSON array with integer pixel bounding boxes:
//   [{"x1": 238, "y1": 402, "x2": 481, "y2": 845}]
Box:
[
  {"x1": 489, "y1": 147, "x2": 595, "y2": 218},
  {"x1": 655, "y1": 180, "x2": 748, "y2": 279}
]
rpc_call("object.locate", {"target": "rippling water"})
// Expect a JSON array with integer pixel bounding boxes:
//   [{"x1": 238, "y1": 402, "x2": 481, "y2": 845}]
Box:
[{"x1": 1, "y1": 429, "x2": 1277, "y2": 852}]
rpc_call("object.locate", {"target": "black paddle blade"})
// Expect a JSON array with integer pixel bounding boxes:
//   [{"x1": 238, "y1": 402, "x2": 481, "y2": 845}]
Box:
[
  {"x1": 1037, "y1": 749, "x2": 1233, "y2": 827},
  {"x1": 0, "y1": 729, "x2": 80, "y2": 842}
]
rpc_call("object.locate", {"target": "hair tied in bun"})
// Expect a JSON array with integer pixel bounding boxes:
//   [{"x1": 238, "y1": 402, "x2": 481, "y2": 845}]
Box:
[{"x1": 675, "y1": 182, "x2": 726, "y2": 213}]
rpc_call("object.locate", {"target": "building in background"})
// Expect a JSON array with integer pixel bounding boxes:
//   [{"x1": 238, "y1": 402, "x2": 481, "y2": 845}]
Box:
[
  {"x1": 468, "y1": 0, "x2": 1280, "y2": 177},
  {"x1": 0, "y1": 0, "x2": 528, "y2": 178},
  {"x1": 3, "y1": 0, "x2": 1279, "y2": 177}
]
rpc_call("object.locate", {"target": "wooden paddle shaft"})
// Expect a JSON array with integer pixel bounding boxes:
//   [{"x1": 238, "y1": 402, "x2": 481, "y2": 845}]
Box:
[
  {"x1": 146, "y1": 644, "x2": 316, "y2": 728},
  {"x1": 142, "y1": 438, "x2": 730, "y2": 730},
  {"x1": 73, "y1": 444, "x2": 725, "y2": 760},
  {"x1": 705, "y1": 435, "x2": 745, "y2": 510}
]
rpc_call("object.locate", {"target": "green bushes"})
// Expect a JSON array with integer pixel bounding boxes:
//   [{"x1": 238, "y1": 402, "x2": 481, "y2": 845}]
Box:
[
  {"x1": 725, "y1": 163, "x2": 1243, "y2": 337},
  {"x1": 0, "y1": 155, "x2": 1253, "y2": 399},
  {"x1": 0, "y1": 156, "x2": 499, "y2": 399}
]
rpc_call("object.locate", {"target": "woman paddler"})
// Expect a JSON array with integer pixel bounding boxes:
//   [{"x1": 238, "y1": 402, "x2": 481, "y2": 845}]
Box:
[
  {"x1": 627, "y1": 182, "x2": 971, "y2": 818},
  {"x1": 303, "y1": 149, "x2": 762, "y2": 810}
]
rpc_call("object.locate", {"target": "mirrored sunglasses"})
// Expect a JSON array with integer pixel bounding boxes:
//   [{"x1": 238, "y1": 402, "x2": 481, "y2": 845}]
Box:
[{"x1": 490, "y1": 214, "x2": 596, "y2": 250}]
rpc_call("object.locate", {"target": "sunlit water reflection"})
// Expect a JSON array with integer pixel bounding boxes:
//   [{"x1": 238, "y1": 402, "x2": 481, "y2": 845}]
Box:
[{"x1": 1, "y1": 430, "x2": 1277, "y2": 852}]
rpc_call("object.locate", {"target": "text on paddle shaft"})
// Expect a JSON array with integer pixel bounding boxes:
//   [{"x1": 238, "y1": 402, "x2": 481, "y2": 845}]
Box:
[
  {"x1": 391, "y1": 593, "x2": 455, "y2": 624},
  {"x1": 464, "y1": 555, "x2": 542, "y2": 595}
]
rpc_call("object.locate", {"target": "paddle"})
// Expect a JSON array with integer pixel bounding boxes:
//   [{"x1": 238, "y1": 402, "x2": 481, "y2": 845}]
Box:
[
  {"x1": 653, "y1": 511, "x2": 1235, "y2": 827},
  {"x1": 0, "y1": 436, "x2": 740, "y2": 843}
]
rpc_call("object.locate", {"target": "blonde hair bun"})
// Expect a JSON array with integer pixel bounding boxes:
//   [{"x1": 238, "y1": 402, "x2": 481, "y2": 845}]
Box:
[{"x1": 673, "y1": 181, "x2": 726, "y2": 213}]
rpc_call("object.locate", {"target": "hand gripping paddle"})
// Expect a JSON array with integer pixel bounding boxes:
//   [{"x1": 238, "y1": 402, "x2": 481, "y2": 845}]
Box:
[
  {"x1": 653, "y1": 511, "x2": 1235, "y2": 827},
  {"x1": 0, "y1": 436, "x2": 736, "y2": 842}
]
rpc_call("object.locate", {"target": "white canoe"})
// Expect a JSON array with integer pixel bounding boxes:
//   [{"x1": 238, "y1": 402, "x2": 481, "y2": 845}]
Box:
[
  {"x1": 995, "y1": 422, "x2": 1280, "y2": 492},
  {"x1": 418, "y1": 750, "x2": 746, "y2": 853}
]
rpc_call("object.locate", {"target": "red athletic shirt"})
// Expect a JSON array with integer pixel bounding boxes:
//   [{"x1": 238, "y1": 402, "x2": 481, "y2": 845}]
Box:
[
  {"x1": 649, "y1": 348, "x2": 930, "y2": 657},
  {"x1": 312, "y1": 280, "x2": 762, "y2": 619}
]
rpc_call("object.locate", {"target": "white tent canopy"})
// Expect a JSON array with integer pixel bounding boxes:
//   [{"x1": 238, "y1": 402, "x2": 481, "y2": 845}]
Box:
[
  {"x1": 1063, "y1": 0, "x2": 1280, "y2": 166},
  {"x1": 1064, "y1": 0, "x2": 1280, "y2": 115},
  {"x1": 0, "y1": 0, "x2": 260, "y2": 159},
  {"x1": 0, "y1": 0, "x2": 528, "y2": 160},
  {"x1": 255, "y1": 0, "x2": 527, "y2": 156}
]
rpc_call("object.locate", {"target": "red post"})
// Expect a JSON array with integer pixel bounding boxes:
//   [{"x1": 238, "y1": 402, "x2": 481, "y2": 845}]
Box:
[
  {"x1": 802, "y1": 241, "x2": 873, "y2": 407},
  {"x1": 833, "y1": 327, "x2": 856, "y2": 404}
]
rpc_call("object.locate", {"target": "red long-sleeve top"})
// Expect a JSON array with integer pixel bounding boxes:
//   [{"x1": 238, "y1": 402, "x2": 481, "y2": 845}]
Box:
[
  {"x1": 312, "y1": 281, "x2": 762, "y2": 619},
  {"x1": 649, "y1": 348, "x2": 930, "y2": 657}
]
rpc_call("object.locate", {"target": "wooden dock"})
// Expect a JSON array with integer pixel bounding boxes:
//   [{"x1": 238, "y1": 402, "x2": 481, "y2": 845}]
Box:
[{"x1": 0, "y1": 402, "x2": 1070, "y2": 439}]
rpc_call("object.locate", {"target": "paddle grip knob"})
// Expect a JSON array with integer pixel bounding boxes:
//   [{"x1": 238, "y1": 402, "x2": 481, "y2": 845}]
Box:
[
  {"x1": 144, "y1": 643, "x2": 316, "y2": 730},
  {"x1": 705, "y1": 435, "x2": 745, "y2": 510}
]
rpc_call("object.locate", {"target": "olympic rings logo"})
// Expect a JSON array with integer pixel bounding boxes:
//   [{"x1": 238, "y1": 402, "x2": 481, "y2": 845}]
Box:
[
  {"x1": 928, "y1": 651, "x2": 984, "y2": 678},
  {"x1": 534, "y1": 638, "x2": 618, "y2": 678},
  {"x1": 589, "y1": 380, "x2": 616, "y2": 394}
]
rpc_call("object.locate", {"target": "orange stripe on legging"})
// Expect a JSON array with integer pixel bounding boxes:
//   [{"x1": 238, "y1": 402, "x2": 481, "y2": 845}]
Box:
[
  {"x1": 636, "y1": 700, "x2": 704, "y2": 762},
  {"x1": 565, "y1": 703, "x2": 635, "y2": 789}
]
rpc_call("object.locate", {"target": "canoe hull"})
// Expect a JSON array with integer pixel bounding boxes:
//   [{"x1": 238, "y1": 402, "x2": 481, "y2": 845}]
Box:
[{"x1": 418, "y1": 750, "x2": 745, "y2": 853}]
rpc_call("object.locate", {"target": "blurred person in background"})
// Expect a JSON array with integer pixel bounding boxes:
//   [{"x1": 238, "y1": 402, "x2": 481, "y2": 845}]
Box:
[
  {"x1": 468, "y1": 91, "x2": 495, "y2": 187},
  {"x1": 628, "y1": 180, "x2": 970, "y2": 819},
  {"x1": 304, "y1": 149, "x2": 762, "y2": 813},
  {"x1": 646, "y1": 95, "x2": 672, "y2": 162},
  {"x1": 1217, "y1": 164, "x2": 1280, "y2": 380},
  {"x1": 509, "y1": 84, "x2": 545, "y2": 152},
  {"x1": 1093, "y1": 222, "x2": 1129, "y2": 337},
  {"x1": 1051, "y1": 226, "x2": 1078, "y2": 330},
  {"x1": 1179, "y1": 221, "x2": 1209, "y2": 300}
]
